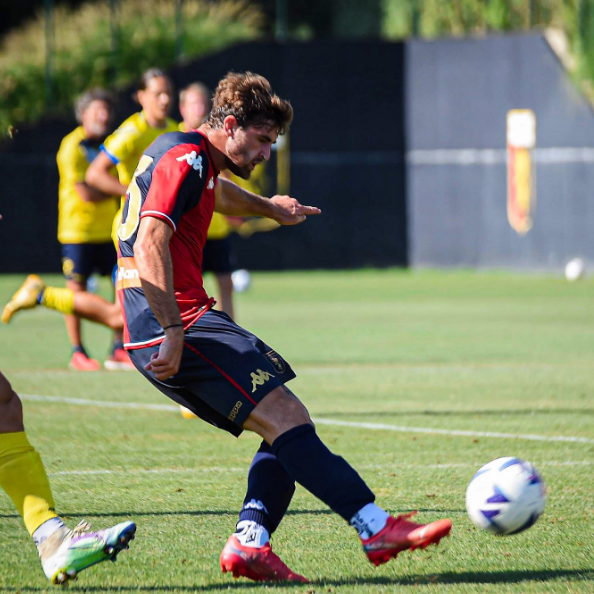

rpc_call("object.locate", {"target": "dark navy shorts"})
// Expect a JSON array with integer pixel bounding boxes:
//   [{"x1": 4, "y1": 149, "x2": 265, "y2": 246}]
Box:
[
  {"x1": 61, "y1": 242, "x2": 116, "y2": 283},
  {"x1": 128, "y1": 310, "x2": 296, "y2": 437},
  {"x1": 202, "y1": 238, "x2": 233, "y2": 274}
]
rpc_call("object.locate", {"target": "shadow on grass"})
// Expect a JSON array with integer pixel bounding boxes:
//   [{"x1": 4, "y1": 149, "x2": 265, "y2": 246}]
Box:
[
  {"x1": 0, "y1": 507, "x2": 465, "y2": 521},
  {"x1": 2, "y1": 569, "x2": 592, "y2": 592}
]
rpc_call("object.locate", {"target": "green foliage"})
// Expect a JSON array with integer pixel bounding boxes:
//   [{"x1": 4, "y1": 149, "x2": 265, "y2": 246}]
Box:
[
  {"x1": 382, "y1": 0, "x2": 565, "y2": 38},
  {"x1": 382, "y1": 0, "x2": 594, "y2": 91},
  {"x1": 0, "y1": 0, "x2": 263, "y2": 134}
]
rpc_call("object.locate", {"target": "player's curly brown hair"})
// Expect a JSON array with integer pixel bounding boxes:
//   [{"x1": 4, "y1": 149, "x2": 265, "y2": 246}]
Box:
[{"x1": 204, "y1": 71, "x2": 293, "y2": 135}]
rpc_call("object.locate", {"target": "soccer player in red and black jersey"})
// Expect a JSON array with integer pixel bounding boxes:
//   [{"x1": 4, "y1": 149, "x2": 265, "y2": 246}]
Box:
[{"x1": 117, "y1": 71, "x2": 452, "y2": 582}]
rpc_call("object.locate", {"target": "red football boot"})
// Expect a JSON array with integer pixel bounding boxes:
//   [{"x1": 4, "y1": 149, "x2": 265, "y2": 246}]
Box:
[
  {"x1": 220, "y1": 535, "x2": 309, "y2": 583},
  {"x1": 104, "y1": 348, "x2": 135, "y2": 371},
  {"x1": 362, "y1": 511, "x2": 452, "y2": 566}
]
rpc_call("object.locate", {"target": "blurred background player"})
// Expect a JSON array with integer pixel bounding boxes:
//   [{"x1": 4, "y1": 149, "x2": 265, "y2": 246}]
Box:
[
  {"x1": 0, "y1": 211, "x2": 135, "y2": 585},
  {"x1": 2, "y1": 70, "x2": 177, "y2": 350},
  {"x1": 86, "y1": 68, "x2": 179, "y2": 244},
  {"x1": 56, "y1": 89, "x2": 123, "y2": 371},
  {"x1": 3, "y1": 69, "x2": 179, "y2": 340}
]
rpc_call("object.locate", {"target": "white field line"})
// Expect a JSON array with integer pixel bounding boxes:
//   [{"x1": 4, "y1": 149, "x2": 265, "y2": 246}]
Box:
[
  {"x1": 47, "y1": 460, "x2": 594, "y2": 477},
  {"x1": 314, "y1": 419, "x2": 594, "y2": 444},
  {"x1": 21, "y1": 394, "x2": 594, "y2": 445}
]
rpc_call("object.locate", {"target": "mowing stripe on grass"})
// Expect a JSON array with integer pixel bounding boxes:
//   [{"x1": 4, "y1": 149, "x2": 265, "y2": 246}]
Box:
[{"x1": 22, "y1": 394, "x2": 594, "y2": 444}]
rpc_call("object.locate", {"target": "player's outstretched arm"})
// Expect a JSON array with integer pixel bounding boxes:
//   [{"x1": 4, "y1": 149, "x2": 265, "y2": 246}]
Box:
[{"x1": 215, "y1": 177, "x2": 321, "y2": 226}]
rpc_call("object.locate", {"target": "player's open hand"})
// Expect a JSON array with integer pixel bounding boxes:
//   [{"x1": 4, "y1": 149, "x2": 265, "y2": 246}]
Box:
[
  {"x1": 145, "y1": 327, "x2": 184, "y2": 380},
  {"x1": 270, "y1": 195, "x2": 321, "y2": 225}
]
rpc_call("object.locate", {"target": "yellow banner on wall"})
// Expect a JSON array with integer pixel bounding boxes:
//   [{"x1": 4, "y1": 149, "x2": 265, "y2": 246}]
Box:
[{"x1": 507, "y1": 110, "x2": 536, "y2": 235}]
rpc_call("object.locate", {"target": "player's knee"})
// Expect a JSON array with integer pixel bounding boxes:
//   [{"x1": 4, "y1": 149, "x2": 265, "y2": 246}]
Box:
[
  {"x1": 0, "y1": 371, "x2": 14, "y2": 404},
  {"x1": 107, "y1": 306, "x2": 124, "y2": 331},
  {"x1": 281, "y1": 395, "x2": 312, "y2": 426},
  {"x1": 0, "y1": 375, "x2": 24, "y2": 429},
  {"x1": 245, "y1": 386, "x2": 313, "y2": 442}
]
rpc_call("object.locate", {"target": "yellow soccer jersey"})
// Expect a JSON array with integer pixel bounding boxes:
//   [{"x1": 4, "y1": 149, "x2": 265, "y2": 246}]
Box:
[
  {"x1": 209, "y1": 166, "x2": 270, "y2": 240},
  {"x1": 103, "y1": 111, "x2": 179, "y2": 192},
  {"x1": 103, "y1": 111, "x2": 179, "y2": 244},
  {"x1": 207, "y1": 212, "x2": 232, "y2": 240},
  {"x1": 57, "y1": 126, "x2": 119, "y2": 244}
]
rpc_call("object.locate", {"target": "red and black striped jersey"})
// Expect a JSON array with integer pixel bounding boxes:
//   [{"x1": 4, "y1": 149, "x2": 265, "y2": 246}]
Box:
[{"x1": 116, "y1": 130, "x2": 219, "y2": 349}]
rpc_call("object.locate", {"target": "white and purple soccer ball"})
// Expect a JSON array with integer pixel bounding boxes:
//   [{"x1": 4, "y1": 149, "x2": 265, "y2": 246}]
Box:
[{"x1": 465, "y1": 457, "x2": 546, "y2": 535}]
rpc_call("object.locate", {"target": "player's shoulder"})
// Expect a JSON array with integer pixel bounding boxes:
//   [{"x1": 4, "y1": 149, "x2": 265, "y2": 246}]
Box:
[
  {"x1": 165, "y1": 118, "x2": 180, "y2": 132},
  {"x1": 110, "y1": 112, "x2": 145, "y2": 140},
  {"x1": 148, "y1": 130, "x2": 207, "y2": 155},
  {"x1": 57, "y1": 127, "x2": 87, "y2": 164},
  {"x1": 59, "y1": 126, "x2": 85, "y2": 149}
]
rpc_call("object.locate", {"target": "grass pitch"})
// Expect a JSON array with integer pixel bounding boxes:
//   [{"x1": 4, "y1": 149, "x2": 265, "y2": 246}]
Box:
[{"x1": 0, "y1": 269, "x2": 592, "y2": 593}]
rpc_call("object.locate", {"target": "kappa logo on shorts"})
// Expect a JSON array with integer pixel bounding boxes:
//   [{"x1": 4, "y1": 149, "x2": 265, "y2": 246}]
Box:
[
  {"x1": 250, "y1": 369, "x2": 275, "y2": 393},
  {"x1": 265, "y1": 350, "x2": 286, "y2": 373},
  {"x1": 228, "y1": 400, "x2": 243, "y2": 421}
]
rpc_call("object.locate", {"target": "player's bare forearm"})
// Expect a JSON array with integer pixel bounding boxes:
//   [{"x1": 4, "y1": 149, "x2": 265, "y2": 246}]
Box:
[
  {"x1": 134, "y1": 218, "x2": 182, "y2": 330},
  {"x1": 215, "y1": 177, "x2": 321, "y2": 225},
  {"x1": 75, "y1": 182, "x2": 115, "y2": 203},
  {"x1": 86, "y1": 151, "x2": 128, "y2": 196},
  {"x1": 215, "y1": 177, "x2": 274, "y2": 217}
]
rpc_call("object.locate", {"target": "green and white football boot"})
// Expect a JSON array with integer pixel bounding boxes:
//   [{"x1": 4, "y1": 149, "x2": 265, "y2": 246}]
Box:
[{"x1": 39, "y1": 520, "x2": 136, "y2": 584}]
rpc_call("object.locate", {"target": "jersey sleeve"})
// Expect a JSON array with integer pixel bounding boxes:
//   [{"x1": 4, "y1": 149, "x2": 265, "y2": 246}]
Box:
[
  {"x1": 140, "y1": 143, "x2": 207, "y2": 231},
  {"x1": 101, "y1": 123, "x2": 138, "y2": 164},
  {"x1": 56, "y1": 135, "x2": 86, "y2": 185}
]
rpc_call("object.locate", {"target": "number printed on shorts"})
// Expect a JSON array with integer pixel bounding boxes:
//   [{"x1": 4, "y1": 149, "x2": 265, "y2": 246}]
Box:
[{"x1": 118, "y1": 154, "x2": 154, "y2": 241}]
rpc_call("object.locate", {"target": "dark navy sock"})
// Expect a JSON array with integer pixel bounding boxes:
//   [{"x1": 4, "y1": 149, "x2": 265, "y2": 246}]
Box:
[
  {"x1": 238, "y1": 440, "x2": 295, "y2": 534},
  {"x1": 271, "y1": 424, "x2": 375, "y2": 522}
]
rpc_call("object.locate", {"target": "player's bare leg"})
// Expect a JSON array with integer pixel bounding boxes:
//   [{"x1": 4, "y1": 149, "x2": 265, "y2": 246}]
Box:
[
  {"x1": 0, "y1": 370, "x2": 135, "y2": 583},
  {"x1": 2, "y1": 275, "x2": 123, "y2": 331},
  {"x1": 71, "y1": 293, "x2": 123, "y2": 331},
  {"x1": 0, "y1": 370, "x2": 24, "y2": 433},
  {"x1": 64, "y1": 279, "x2": 86, "y2": 353},
  {"x1": 221, "y1": 385, "x2": 451, "y2": 582},
  {"x1": 65, "y1": 278, "x2": 101, "y2": 371},
  {"x1": 215, "y1": 273, "x2": 235, "y2": 320}
]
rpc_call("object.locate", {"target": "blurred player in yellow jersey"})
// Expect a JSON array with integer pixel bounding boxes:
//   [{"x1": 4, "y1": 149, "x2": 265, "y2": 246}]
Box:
[
  {"x1": 2, "y1": 69, "x2": 177, "y2": 351},
  {"x1": 86, "y1": 68, "x2": 179, "y2": 243},
  {"x1": 57, "y1": 89, "x2": 122, "y2": 371}
]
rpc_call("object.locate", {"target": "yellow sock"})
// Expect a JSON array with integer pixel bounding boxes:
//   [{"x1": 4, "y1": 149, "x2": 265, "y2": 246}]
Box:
[
  {"x1": 40, "y1": 287, "x2": 75, "y2": 316},
  {"x1": 0, "y1": 432, "x2": 58, "y2": 535}
]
